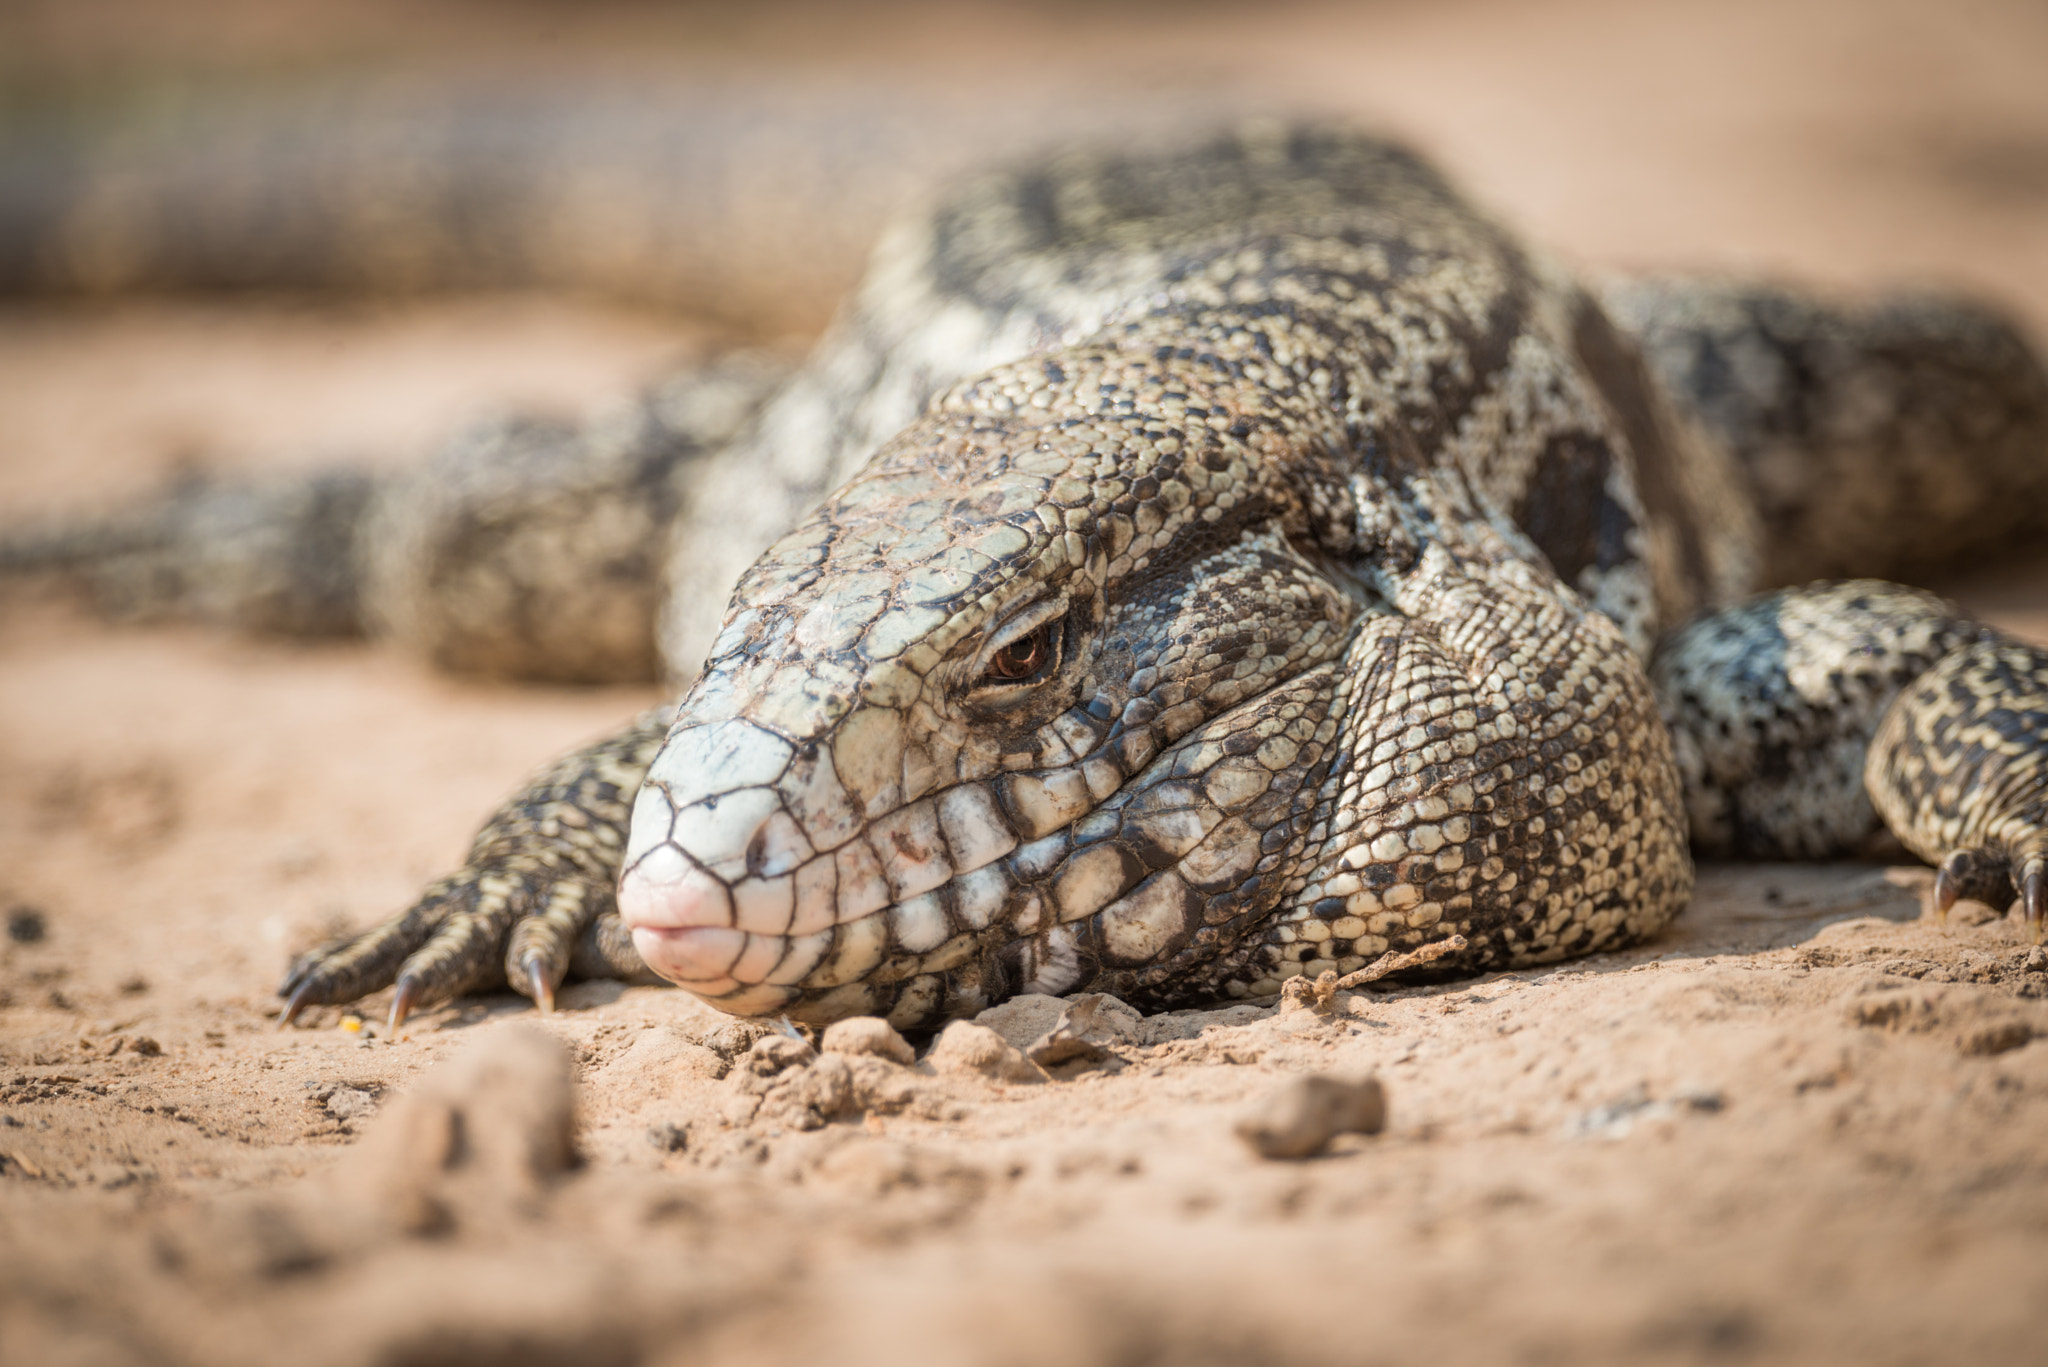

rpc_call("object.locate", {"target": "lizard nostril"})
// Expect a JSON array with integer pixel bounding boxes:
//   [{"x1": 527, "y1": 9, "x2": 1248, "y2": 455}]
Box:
[{"x1": 731, "y1": 806, "x2": 814, "y2": 881}]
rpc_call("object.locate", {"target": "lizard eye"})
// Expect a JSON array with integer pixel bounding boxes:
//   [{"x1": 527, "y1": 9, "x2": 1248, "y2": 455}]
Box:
[{"x1": 978, "y1": 622, "x2": 1060, "y2": 689}]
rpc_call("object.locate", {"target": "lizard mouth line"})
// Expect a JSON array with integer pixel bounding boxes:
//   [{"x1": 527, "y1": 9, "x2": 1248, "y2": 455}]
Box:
[
  {"x1": 626, "y1": 924, "x2": 751, "y2": 985},
  {"x1": 617, "y1": 816, "x2": 1047, "y2": 1013}
]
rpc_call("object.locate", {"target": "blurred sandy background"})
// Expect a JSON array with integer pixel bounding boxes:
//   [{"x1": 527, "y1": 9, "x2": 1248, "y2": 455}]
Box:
[
  {"x1": 4, "y1": 0, "x2": 2047, "y2": 515},
  {"x1": 3, "y1": 3, "x2": 2048, "y2": 1365}
]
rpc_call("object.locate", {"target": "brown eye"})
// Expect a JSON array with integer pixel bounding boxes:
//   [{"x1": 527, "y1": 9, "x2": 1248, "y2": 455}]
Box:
[{"x1": 983, "y1": 624, "x2": 1055, "y2": 686}]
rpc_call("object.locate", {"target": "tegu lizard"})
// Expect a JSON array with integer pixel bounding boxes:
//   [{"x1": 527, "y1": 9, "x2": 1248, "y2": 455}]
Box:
[{"x1": 7, "y1": 116, "x2": 2047, "y2": 1031}]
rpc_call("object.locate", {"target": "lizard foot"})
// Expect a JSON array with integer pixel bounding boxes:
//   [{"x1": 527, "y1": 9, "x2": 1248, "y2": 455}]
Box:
[
  {"x1": 1931, "y1": 845, "x2": 2045, "y2": 931},
  {"x1": 277, "y1": 857, "x2": 624, "y2": 1034},
  {"x1": 1868, "y1": 636, "x2": 2048, "y2": 941},
  {"x1": 278, "y1": 709, "x2": 673, "y2": 1033}
]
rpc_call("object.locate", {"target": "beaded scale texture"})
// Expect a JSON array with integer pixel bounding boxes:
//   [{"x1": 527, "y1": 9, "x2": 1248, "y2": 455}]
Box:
[{"x1": 7, "y1": 118, "x2": 2046, "y2": 1032}]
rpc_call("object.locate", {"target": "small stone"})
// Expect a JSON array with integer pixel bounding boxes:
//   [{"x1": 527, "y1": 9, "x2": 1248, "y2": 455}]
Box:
[
  {"x1": 1025, "y1": 993, "x2": 1141, "y2": 1068},
  {"x1": 1671, "y1": 1084, "x2": 1725, "y2": 1113},
  {"x1": 1278, "y1": 971, "x2": 1339, "y2": 1014},
  {"x1": 699, "y1": 1019, "x2": 772, "y2": 1059},
  {"x1": 1568, "y1": 1083, "x2": 1660, "y2": 1139},
  {"x1": 125, "y1": 1036, "x2": 163, "y2": 1058},
  {"x1": 5, "y1": 907, "x2": 44, "y2": 945},
  {"x1": 843, "y1": 1054, "x2": 923, "y2": 1114},
  {"x1": 1029, "y1": 1034, "x2": 1108, "y2": 1067},
  {"x1": 742, "y1": 1034, "x2": 817, "y2": 1078},
  {"x1": 820, "y1": 1016, "x2": 915, "y2": 1066},
  {"x1": 1234, "y1": 1074, "x2": 1387, "y2": 1160},
  {"x1": 325, "y1": 1086, "x2": 378, "y2": 1121},
  {"x1": 927, "y1": 1021, "x2": 1043, "y2": 1082},
  {"x1": 2026, "y1": 947, "x2": 2048, "y2": 974},
  {"x1": 646, "y1": 1121, "x2": 690, "y2": 1153},
  {"x1": 756, "y1": 1055, "x2": 855, "y2": 1131},
  {"x1": 973, "y1": 993, "x2": 1072, "y2": 1049}
]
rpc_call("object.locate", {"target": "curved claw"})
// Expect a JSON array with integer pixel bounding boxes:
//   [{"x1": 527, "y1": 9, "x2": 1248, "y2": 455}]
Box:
[
  {"x1": 387, "y1": 975, "x2": 424, "y2": 1040},
  {"x1": 503, "y1": 877, "x2": 596, "y2": 1013},
  {"x1": 2025, "y1": 862, "x2": 2046, "y2": 943},
  {"x1": 277, "y1": 978, "x2": 321, "y2": 1030},
  {"x1": 1935, "y1": 850, "x2": 1970, "y2": 925},
  {"x1": 525, "y1": 959, "x2": 557, "y2": 1015}
]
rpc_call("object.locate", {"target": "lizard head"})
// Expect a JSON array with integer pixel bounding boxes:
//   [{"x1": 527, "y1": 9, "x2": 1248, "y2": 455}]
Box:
[{"x1": 617, "y1": 353, "x2": 1362, "y2": 1026}]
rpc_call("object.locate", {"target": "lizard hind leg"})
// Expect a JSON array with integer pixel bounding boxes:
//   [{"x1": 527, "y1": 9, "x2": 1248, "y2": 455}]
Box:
[{"x1": 1868, "y1": 637, "x2": 2048, "y2": 940}]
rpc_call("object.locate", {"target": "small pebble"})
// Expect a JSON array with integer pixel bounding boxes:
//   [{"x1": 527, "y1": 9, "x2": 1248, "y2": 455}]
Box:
[
  {"x1": 1235, "y1": 1074, "x2": 1387, "y2": 1160},
  {"x1": 927, "y1": 1021, "x2": 1043, "y2": 1082},
  {"x1": 820, "y1": 1016, "x2": 915, "y2": 1066},
  {"x1": 700, "y1": 1019, "x2": 768, "y2": 1060},
  {"x1": 6, "y1": 907, "x2": 45, "y2": 945},
  {"x1": 325, "y1": 1086, "x2": 378, "y2": 1121},
  {"x1": 972, "y1": 993, "x2": 1071, "y2": 1048},
  {"x1": 743, "y1": 1035, "x2": 817, "y2": 1078},
  {"x1": 1025, "y1": 994, "x2": 1140, "y2": 1068}
]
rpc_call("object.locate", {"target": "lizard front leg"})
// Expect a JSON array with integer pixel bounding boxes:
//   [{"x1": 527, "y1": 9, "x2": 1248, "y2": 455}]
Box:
[
  {"x1": 278, "y1": 708, "x2": 671, "y2": 1033},
  {"x1": 1655, "y1": 581, "x2": 2048, "y2": 932},
  {"x1": 1868, "y1": 637, "x2": 2048, "y2": 935},
  {"x1": 1651, "y1": 581, "x2": 1981, "y2": 860}
]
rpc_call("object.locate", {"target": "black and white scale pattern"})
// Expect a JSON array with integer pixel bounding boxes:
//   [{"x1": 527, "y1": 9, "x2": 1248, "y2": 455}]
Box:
[{"x1": 23, "y1": 119, "x2": 2044, "y2": 1031}]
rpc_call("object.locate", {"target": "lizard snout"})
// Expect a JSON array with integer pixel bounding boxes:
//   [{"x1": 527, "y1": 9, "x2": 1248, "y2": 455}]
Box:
[
  {"x1": 617, "y1": 770, "x2": 836, "y2": 1015},
  {"x1": 618, "y1": 852, "x2": 751, "y2": 990}
]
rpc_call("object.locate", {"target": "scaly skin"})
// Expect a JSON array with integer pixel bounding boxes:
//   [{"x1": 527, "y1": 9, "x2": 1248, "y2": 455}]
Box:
[
  {"x1": 1868, "y1": 639, "x2": 2048, "y2": 933},
  {"x1": 619, "y1": 281, "x2": 1695, "y2": 1024},
  {"x1": 278, "y1": 710, "x2": 671, "y2": 1031},
  {"x1": 243, "y1": 124, "x2": 2048, "y2": 1029}
]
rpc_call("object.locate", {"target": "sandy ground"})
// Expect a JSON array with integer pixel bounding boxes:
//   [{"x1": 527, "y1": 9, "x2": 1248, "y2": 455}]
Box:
[{"x1": 5, "y1": 1, "x2": 2048, "y2": 1363}]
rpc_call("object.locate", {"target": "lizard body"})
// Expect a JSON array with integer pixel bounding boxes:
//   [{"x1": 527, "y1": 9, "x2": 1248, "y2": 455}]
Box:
[
  {"x1": 4, "y1": 109, "x2": 2043, "y2": 1029},
  {"x1": 275, "y1": 123, "x2": 2048, "y2": 1029}
]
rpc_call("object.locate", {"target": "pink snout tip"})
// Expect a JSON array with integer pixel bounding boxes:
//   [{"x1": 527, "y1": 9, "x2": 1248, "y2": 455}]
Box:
[
  {"x1": 630, "y1": 925, "x2": 747, "y2": 991},
  {"x1": 619, "y1": 855, "x2": 744, "y2": 988}
]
